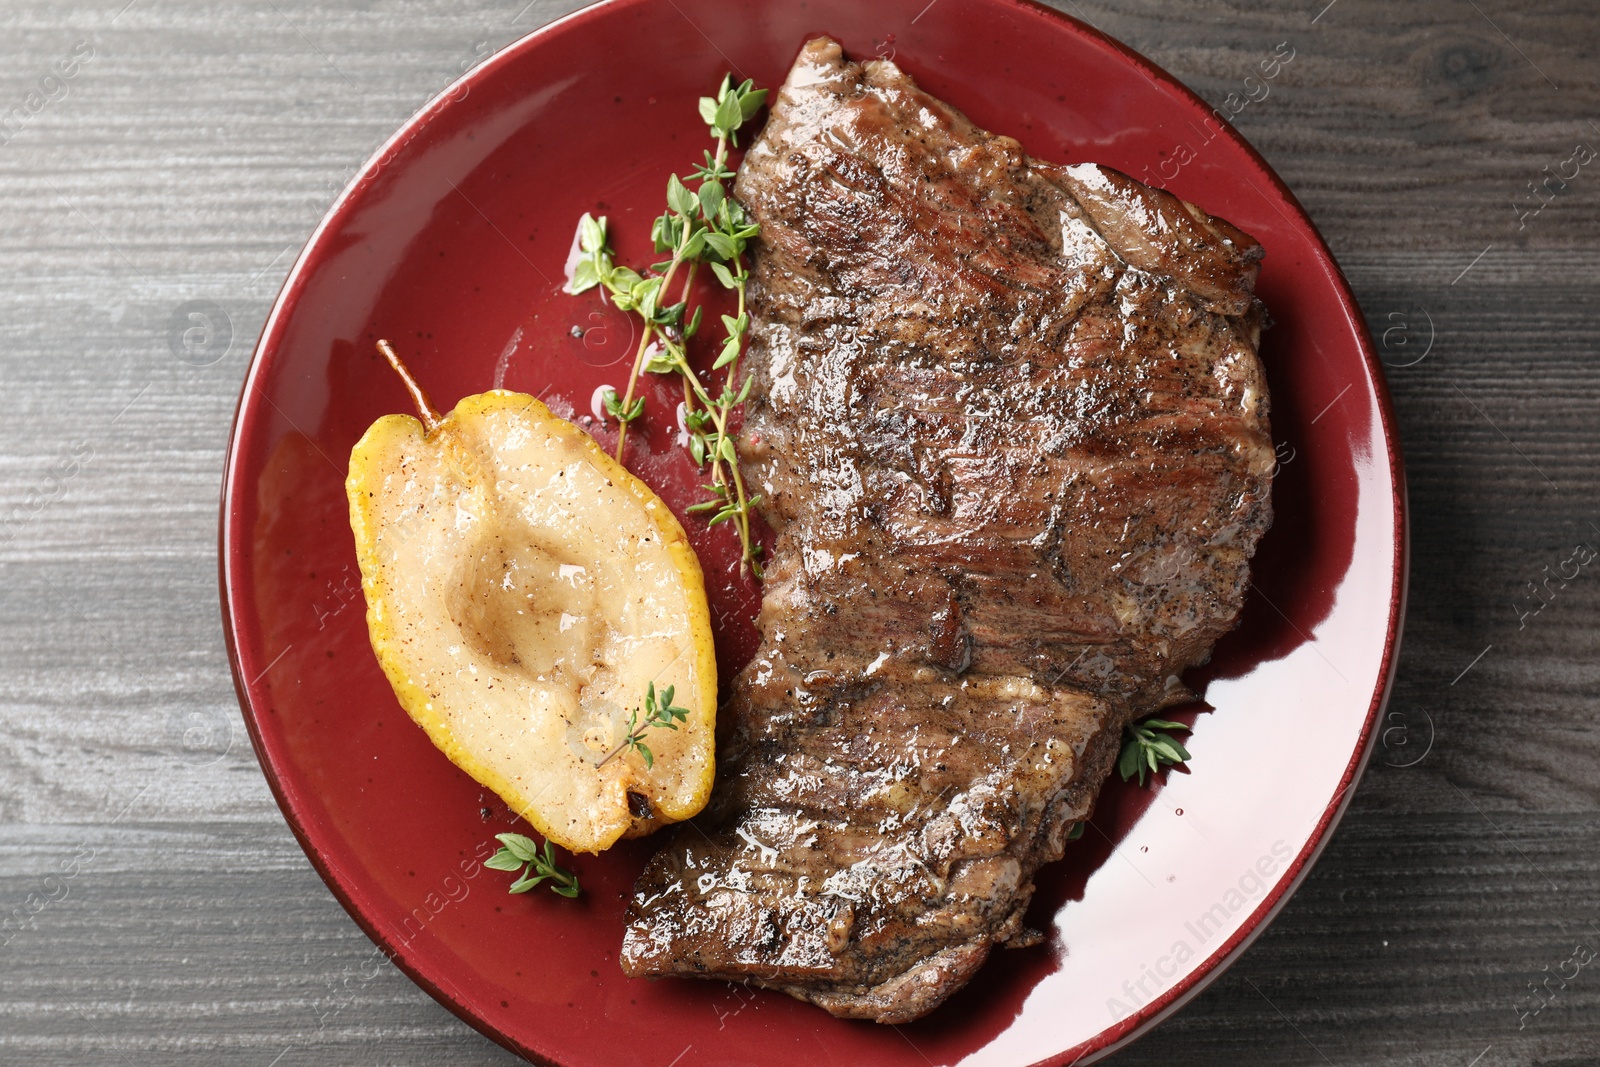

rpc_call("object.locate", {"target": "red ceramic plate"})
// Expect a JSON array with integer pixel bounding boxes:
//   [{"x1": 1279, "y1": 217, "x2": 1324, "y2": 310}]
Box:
[{"x1": 220, "y1": 0, "x2": 1405, "y2": 1063}]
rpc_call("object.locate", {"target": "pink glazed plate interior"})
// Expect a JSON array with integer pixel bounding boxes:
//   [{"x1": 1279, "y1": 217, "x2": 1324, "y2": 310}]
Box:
[{"x1": 219, "y1": 0, "x2": 1407, "y2": 1063}]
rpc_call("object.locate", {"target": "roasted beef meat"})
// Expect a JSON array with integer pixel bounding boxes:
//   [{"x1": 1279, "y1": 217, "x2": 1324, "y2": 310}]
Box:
[{"x1": 621, "y1": 37, "x2": 1275, "y2": 1023}]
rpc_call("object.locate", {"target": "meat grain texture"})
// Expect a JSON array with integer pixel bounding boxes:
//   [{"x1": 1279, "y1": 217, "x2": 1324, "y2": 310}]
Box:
[{"x1": 622, "y1": 38, "x2": 1275, "y2": 1023}]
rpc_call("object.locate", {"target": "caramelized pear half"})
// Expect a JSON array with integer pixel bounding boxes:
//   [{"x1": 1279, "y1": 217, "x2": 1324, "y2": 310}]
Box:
[{"x1": 346, "y1": 367, "x2": 716, "y2": 854}]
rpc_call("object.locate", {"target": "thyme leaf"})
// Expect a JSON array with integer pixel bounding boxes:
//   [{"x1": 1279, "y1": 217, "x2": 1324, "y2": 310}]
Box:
[
  {"x1": 1118, "y1": 717, "x2": 1193, "y2": 787},
  {"x1": 598, "y1": 682, "x2": 692, "y2": 770},
  {"x1": 486, "y1": 833, "x2": 580, "y2": 899},
  {"x1": 561, "y1": 73, "x2": 769, "y2": 576}
]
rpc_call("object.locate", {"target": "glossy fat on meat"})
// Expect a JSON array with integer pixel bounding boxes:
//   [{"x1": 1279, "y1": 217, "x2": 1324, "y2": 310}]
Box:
[{"x1": 621, "y1": 37, "x2": 1275, "y2": 1023}]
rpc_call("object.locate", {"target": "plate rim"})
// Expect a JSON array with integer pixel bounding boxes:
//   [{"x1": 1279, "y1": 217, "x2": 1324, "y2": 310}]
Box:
[{"x1": 217, "y1": 1, "x2": 1410, "y2": 1063}]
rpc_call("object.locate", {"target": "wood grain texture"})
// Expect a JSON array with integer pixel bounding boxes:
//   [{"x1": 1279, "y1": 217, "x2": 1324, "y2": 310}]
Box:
[{"x1": 0, "y1": 0, "x2": 1596, "y2": 1062}]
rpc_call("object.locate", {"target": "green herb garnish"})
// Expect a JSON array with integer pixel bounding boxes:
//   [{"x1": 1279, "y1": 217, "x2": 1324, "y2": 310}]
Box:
[
  {"x1": 485, "y1": 833, "x2": 581, "y2": 898},
  {"x1": 566, "y1": 74, "x2": 768, "y2": 575},
  {"x1": 599, "y1": 384, "x2": 645, "y2": 426},
  {"x1": 598, "y1": 682, "x2": 691, "y2": 769},
  {"x1": 1118, "y1": 718, "x2": 1193, "y2": 786}
]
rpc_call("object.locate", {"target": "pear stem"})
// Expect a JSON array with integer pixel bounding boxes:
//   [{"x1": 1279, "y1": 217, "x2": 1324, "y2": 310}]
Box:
[{"x1": 376, "y1": 339, "x2": 442, "y2": 433}]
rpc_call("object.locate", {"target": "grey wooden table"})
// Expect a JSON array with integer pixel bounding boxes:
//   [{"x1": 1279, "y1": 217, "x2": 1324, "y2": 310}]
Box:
[{"x1": 2, "y1": 0, "x2": 1596, "y2": 1063}]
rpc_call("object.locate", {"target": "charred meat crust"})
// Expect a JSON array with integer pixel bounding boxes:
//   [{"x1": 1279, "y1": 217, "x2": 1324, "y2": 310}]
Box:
[{"x1": 621, "y1": 37, "x2": 1275, "y2": 1022}]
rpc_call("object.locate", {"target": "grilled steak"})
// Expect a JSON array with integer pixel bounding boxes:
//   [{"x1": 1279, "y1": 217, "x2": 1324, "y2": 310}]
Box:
[{"x1": 621, "y1": 37, "x2": 1275, "y2": 1023}]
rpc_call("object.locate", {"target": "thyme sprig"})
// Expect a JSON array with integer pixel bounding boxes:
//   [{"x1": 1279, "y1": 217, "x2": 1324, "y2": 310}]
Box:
[
  {"x1": 566, "y1": 74, "x2": 767, "y2": 575},
  {"x1": 484, "y1": 833, "x2": 581, "y2": 898},
  {"x1": 598, "y1": 682, "x2": 691, "y2": 769},
  {"x1": 1118, "y1": 717, "x2": 1193, "y2": 787}
]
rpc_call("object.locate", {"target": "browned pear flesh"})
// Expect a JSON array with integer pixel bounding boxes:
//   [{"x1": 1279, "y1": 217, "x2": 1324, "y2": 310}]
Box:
[{"x1": 347, "y1": 343, "x2": 719, "y2": 855}]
